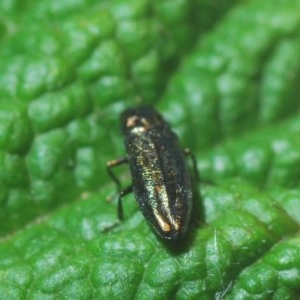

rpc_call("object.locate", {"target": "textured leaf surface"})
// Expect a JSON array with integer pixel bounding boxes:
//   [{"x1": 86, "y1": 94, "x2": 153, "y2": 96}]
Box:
[{"x1": 1, "y1": 0, "x2": 300, "y2": 299}]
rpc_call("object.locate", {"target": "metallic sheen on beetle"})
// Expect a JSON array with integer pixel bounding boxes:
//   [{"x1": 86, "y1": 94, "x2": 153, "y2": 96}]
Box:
[{"x1": 107, "y1": 106, "x2": 195, "y2": 240}]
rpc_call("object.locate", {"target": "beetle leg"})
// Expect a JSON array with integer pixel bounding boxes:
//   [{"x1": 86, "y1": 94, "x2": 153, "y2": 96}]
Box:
[
  {"x1": 118, "y1": 185, "x2": 133, "y2": 220},
  {"x1": 184, "y1": 148, "x2": 200, "y2": 182},
  {"x1": 106, "y1": 157, "x2": 128, "y2": 189}
]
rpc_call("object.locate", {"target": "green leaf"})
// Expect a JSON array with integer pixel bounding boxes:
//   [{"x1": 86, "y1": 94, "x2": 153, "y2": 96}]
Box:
[{"x1": 1, "y1": 0, "x2": 300, "y2": 299}]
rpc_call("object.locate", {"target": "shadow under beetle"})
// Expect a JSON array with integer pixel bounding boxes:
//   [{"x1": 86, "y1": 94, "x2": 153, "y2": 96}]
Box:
[{"x1": 107, "y1": 106, "x2": 199, "y2": 240}]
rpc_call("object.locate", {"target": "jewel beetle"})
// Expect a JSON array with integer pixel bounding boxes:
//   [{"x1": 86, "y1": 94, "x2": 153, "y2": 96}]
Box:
[{"x1": 107, "y1": 105, "x2": 199, "y2": 240}]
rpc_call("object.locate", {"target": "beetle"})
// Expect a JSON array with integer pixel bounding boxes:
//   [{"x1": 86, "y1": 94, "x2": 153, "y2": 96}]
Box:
[{"x1": 107, "y1": 105, "x2": 198, "y2": 239}]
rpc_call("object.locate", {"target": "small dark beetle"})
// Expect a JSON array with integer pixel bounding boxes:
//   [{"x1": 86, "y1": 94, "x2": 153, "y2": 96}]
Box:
[{"x1": 107, "y1": 106, "x2": 198, "y2": 240}]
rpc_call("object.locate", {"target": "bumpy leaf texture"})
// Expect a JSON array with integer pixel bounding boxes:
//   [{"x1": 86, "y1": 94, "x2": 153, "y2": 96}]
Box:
[{"x1": 0, "y1": 0, "x2": 300, "y2": 299}]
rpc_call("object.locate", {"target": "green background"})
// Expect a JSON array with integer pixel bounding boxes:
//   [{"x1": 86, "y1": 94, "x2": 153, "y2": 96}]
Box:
[{"x1": 1, "y1": 0, "x2": 300, "y2": 299}]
